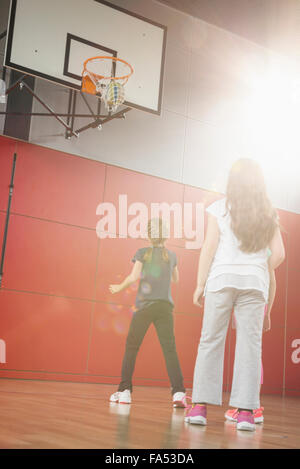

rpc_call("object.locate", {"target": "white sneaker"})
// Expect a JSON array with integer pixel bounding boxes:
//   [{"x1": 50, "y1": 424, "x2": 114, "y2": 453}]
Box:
[
  {"x1": 109, "y1": 392, "x2": 120, "y2": 403},
  {"x1": 109, "y1": 390, "x2": 131, "y2": 404},
  {"x1": 172, "y1": 392, "x2": 186, "y2": 408}
]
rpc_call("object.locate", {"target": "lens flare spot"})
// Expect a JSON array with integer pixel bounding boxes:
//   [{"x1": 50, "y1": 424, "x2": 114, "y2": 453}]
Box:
[
  {"x1": 150, "y1": 265, "x2": 162, "y2": 278},
  {"x1": 113, "y1": 315, "x2": 130, "y2": 335},
  {"x1": 107, "y1": 303, "x2": 124, "y2": 314},
  {"x1": 141, "y1": 282, "x2": 152, "y2": 294},
  {"x1": 96, "y1": 313, "x2": 111, "y2": 331},
  {"x1": 129, "y1": 305, "x2": 137, "y2": 315}
]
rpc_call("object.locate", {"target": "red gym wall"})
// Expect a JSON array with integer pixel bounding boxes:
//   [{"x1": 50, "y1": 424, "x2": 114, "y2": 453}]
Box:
[{"x1": 0, "y1": 134, "x2": 299, "y2": 396}]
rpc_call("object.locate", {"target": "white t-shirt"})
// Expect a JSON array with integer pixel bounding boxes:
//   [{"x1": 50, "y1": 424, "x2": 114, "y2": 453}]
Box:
[{"x1": 205, "y1": 197, "x2": 270, "y2": 302}]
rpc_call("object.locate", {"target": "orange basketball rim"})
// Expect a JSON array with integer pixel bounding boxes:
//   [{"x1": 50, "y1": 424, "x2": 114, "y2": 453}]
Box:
[{"x1": 81, "y1": 56, "x2": 134, "y2": 95}]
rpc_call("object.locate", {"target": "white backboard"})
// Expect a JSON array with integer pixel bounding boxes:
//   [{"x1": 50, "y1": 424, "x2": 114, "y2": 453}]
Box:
[{"x1": 5, "y1": 0, "x2": 167, "y2": 114}]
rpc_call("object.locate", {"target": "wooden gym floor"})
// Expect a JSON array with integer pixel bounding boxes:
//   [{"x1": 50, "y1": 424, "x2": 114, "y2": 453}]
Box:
[{"x1": 0, "y1": 379, "x2": 299, "y2": 449}]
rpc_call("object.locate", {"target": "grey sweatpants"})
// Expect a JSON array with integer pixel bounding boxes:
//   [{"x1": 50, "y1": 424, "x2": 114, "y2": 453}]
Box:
[{"x1": 192, "y1": 288, "x2": 265, "y2": 410}]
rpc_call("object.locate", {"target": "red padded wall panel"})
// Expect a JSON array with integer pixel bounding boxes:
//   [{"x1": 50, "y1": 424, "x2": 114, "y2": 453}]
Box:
[
  {"x1": 183, "y1": 184, "x2": 222, "y2": 209},
  {"x1": 285, "y1": 211, "x2": 300, "y2": 394},
  {"x1": 285, "y1": 328, "x2": 300, "y2": 396},
  {"x1": 103, "y1": 165, "x2": 185, "y2": 247},
  {"x1": 261, "y1": 326, "x2": 285, "y2": 393},
  {"x1": 269, "y1": 258, "x2": 288, "y2": 327},
  {"x1": 175, "y1": 247, "x2": 201, "y2": 315},
  {"x1": 87, "y1": 302, "x2": 132, "y2": 376},
  {"x1": 96, "y1": 236, "x2": 148, "y2": 306},
  {"x1": 11, "y1": 142, "x2": 106, "y2": 228},
  {"x1": 286, "y1": 264, "x2": 300, "y2": 330},
  {"x1": 286, "y1": 213, "x2": 300, "y2": 330},
  {"x1": 183, "y1": 184, "x2": 223, "y2": 241},
  {"x1": 173, "y1": 312, "x2": 203, "y2": 387},
  {"x1": 0, "y1": 135, "x2": 298, "y2": 395},
  {"x1": 0, "y1": 212, "x2": 5, "y2": 252},
  {"x1": 0, "y1": 290, "x2": 91, "y2": 373},
  {"x1": 2, "y1": 214, "x2": 98, "y2": 299}
]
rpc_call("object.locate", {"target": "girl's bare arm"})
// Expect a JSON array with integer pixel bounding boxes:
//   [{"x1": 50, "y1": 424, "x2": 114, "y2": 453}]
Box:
[
  {"x1": 196, "y1": 214, "x2": 220, "y2": 288},
  {"x1": 263, "y1": 268, "x2": 276, "y2": 332},
  {"x1": 109, "y1": 261, "x2": 143, "y2": 294},
  {"x1": 267, "y1": 269, "x2": 276, "y2": 315},
  {"x1": 193, "y1": 214, "x2": 220, "y2": 306},
  {"x1": 172, "y1": 266, "x2": 179, "y2": 283},
  {"x1": 268, "y1": 227, "x2": 285, "y2": 270}
]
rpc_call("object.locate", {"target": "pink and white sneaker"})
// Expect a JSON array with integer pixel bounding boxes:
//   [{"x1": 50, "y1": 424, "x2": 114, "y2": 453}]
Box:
[
  {"x1": 236, "y1": 411, "x2": 255, "y2": 431},
  {"x1": 185, "y1": 404, "x2": 207, "y2": 425},
  {"x1": 225, "y1": 407, "x2": 264, "y2": 424}
]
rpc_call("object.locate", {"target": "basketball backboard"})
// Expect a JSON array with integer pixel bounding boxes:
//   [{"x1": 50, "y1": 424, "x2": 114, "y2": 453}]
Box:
[{"x1": 4, "y1": 0, "x2": 167, "y2": 114}]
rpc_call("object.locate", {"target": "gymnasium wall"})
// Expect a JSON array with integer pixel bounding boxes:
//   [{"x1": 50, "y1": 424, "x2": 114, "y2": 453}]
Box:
[
  {"x1": 0, "y1": 134, "x2": 299, "y2": 396},
  {"x1": 0, "y1": 0, "x2": 299, "y2": 395},
  {"x1": 0, "y1": 0, "x2": 298, "y2": 215}
]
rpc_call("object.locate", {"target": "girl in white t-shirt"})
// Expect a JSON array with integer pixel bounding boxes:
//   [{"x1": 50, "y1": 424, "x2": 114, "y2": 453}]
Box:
[{"x1": 185, "y1": 158, "x2": 285, "y2": 431}]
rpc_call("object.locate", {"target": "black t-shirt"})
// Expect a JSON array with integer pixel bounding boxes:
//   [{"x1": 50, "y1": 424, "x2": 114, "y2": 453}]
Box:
[{"x1": 132, "y1": 247, "x2": 177, "y2": 311}]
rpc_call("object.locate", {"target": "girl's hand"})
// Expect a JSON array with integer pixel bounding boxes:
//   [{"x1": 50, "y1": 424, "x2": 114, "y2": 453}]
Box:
[
  {"x1": 109, "y1": 284, "x2": 122, "y2": 294},
  {"x1": 193, "y1": 285, "x2": 204, "y2": 307},
  {"x1": 263, "y1": 314, "x2": 271, "y2": 332}
]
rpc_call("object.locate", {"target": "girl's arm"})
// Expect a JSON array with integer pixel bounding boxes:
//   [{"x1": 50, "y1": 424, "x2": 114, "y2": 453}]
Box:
[
  {"x1": 109, "y1": 261, "x2": 143, "y2": 294},
  {"x1": 172, "y1": 266, "x2": 179, "y2": 283},
  {"x1": 267, "y1": 269, "x2": 276, "y2": 314},
  {"x1": 263, "y1": 268, "x2": 276, "y2": 332},
  {"x1": 268, "y1": 227, "x2": 285, "y2": 270},
  {"x1": 193, "y1": 214, "x2": 220, "y2": 306}
]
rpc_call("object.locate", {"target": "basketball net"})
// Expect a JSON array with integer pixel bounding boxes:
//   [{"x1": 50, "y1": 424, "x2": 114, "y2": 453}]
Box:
[{"x1": 81, "y1": 56, "x2": 133, "y2": 112}]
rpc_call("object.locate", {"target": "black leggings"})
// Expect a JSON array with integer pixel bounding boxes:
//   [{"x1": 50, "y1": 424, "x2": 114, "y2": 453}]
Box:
[{"x1": 118, "y1": 301, "x2": 185, "y2": 395}]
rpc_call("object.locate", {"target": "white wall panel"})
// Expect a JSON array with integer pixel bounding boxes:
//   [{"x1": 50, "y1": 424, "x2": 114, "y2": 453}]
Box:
[
  {"x1": 30, "y1": 79, "x2": 186, "y2": 182},
  {"x1": 163, "y1": 45, "x2": 191, "y2": 116},
  {"x1": 183, "y1": 118, "x2": 238, "y2": 194}
]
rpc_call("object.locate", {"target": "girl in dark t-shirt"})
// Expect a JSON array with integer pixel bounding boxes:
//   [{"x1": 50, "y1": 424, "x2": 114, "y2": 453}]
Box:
[{"x1": 109, "y1": 218, "x2": 186, "y2": 406}]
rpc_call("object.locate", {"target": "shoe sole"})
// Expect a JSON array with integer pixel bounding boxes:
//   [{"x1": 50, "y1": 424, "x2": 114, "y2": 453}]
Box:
[
  {"x1": 225, "y1": 415, "x2": 263, "y2": 424},
  {"x1": 185, "y1": 416, "x2": 207, "y2": 425},
  {"x1": 225, "y1": 414, "x2": 237, "y2": 422},
  {"x1": 254, "y1": 416, "x2": 264, "y2": 424},
  {"x1": 110, "y1": 400, "x2": 131, "y2": 404},
  {"x1": 237, "y1": 422, "x2": 255, "y2": 431}
]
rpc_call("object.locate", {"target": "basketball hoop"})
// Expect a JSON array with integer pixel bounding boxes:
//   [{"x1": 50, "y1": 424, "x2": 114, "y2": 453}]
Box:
[{"x1": 81, "y1": 56, "x2": 133, "y2": 112}]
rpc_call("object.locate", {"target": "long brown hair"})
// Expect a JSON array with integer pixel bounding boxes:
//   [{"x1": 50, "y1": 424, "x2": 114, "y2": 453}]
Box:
[
  {"x1": 226, "y1": 158, "x2": 278, "y2": 253},
  {"x1": 143, "y1": 218, "x2": 169, "y2": 262}
]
